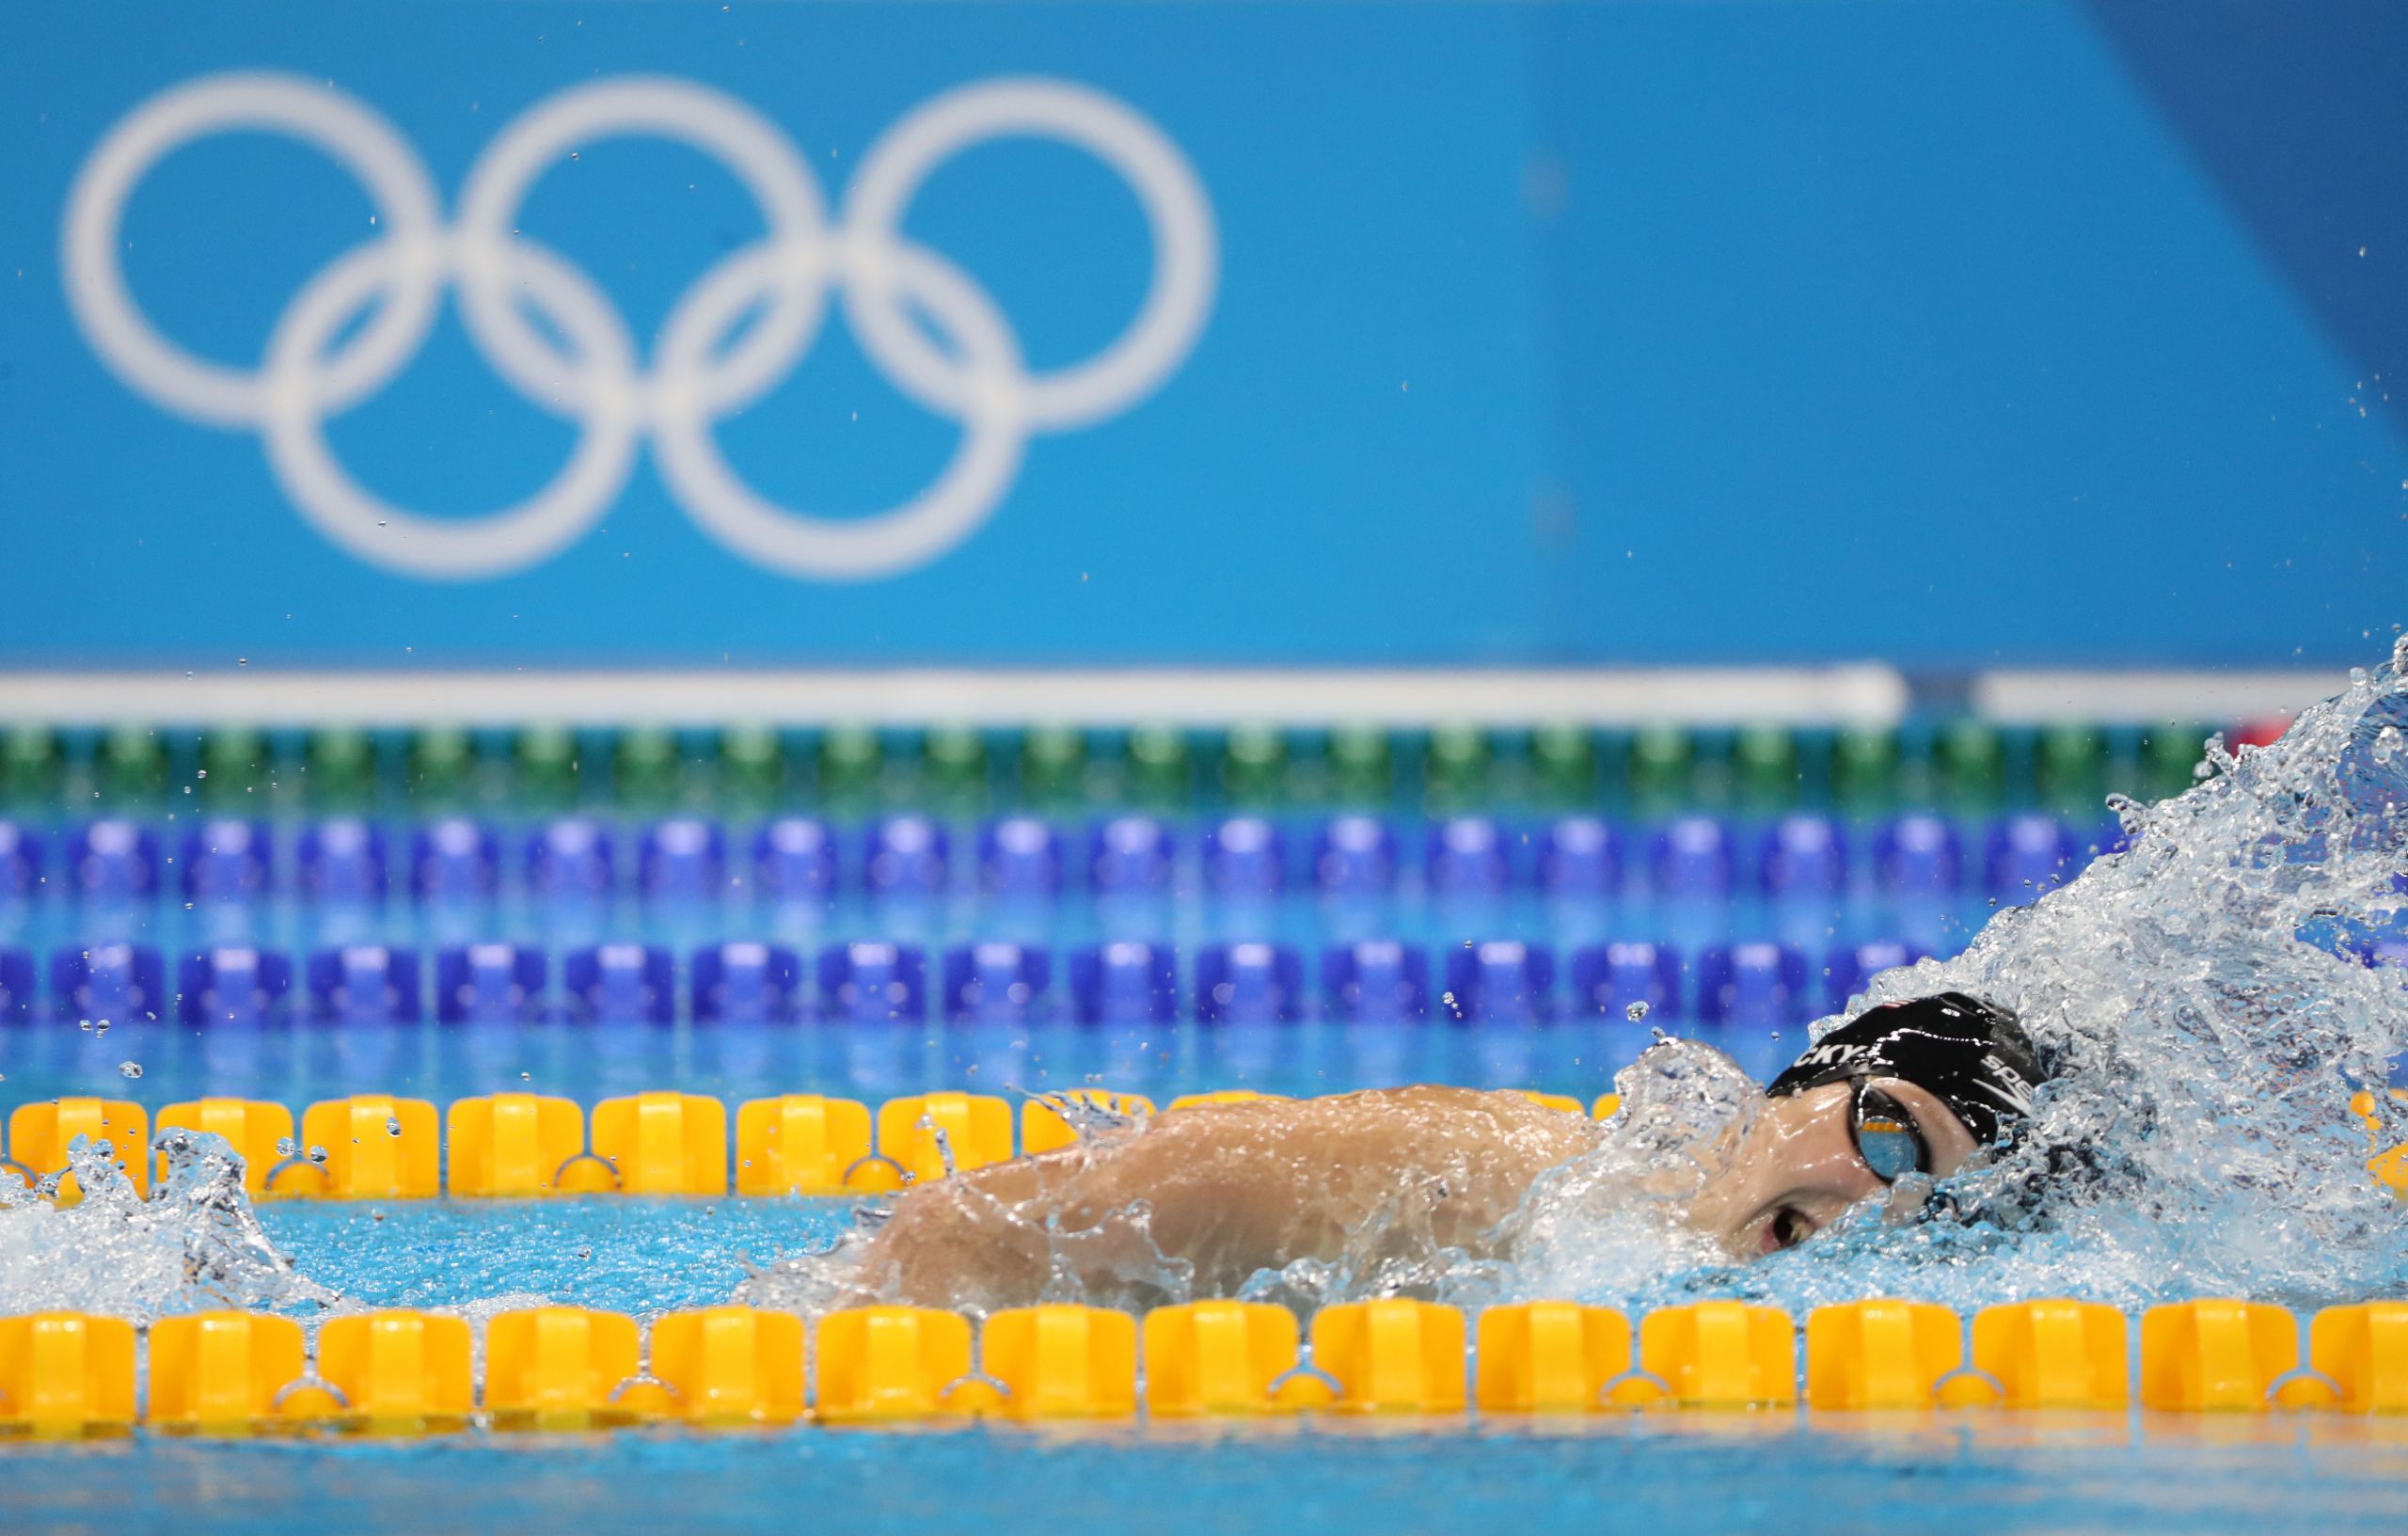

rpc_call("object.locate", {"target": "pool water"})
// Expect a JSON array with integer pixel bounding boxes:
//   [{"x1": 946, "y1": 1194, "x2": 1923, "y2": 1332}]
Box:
[
  {"x1": 247, "y1": 1192, "x2": 841, "y2": 1316},
  {"x1": 11, "y1": 1376, "x2": 2408, "y2": 1536}
]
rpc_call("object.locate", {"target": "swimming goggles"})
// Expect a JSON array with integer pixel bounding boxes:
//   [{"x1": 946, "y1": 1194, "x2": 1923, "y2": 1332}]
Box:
[{"x1": 1849, "y1": 1080, "x2": 1933, "y2": 1183}]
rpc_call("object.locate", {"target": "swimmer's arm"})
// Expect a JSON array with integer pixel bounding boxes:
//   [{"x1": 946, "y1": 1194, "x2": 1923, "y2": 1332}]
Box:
[{"x1": 855, "y1": 1086, "x2": 1602, "y2": 1309}]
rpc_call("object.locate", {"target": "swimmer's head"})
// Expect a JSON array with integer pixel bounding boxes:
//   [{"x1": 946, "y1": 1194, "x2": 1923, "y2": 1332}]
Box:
[
  {"x1": 1765, "y1": 991, "x2": 2044, "y2": 1147},
  {"x1": 1689, "y1": 992, "x2": 2048, "y2": 1257}
]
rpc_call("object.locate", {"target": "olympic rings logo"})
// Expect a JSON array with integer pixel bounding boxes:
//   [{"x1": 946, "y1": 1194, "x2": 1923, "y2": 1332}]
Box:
[{"x1": 62, "y1": 72, "x2": 1218, "y2": 580}]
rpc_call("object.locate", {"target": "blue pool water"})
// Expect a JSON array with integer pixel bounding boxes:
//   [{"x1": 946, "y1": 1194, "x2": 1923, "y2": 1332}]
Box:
[{"x1": 13, "y1": 1409, "x2": 2408, "y2": 1536}]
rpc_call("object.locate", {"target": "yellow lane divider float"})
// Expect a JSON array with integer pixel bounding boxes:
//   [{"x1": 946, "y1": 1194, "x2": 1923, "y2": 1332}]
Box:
[
  {"x1": 9, "y1": 1086, "x2": 2405, "y2": 1201},
  {"x1": 316, "y1": 1310, "x2": 474, "y2": 1433},
  {"x1": 983, "y1": 1305, "x2": 1139, "y2": 1420},
  {"x1": 0, "y1": 1312, "x2": 136, "y2": 1437},
  {"x1": 736, "y1": 1095, "x2": 876, "y2": 1196},
  {"x1": 1476, "y1": 1301, "x2": 1633, "y2": 1412},
  {"x1": 1313, "y1": 1299, "x2": 1465, "y2": 1414},
  {"x1": 815, "y1": 1306, "x2": 977, "y2": 1423},
  {"x1": 1805, "y1": 1299, "x2": 1967, "y2": 1410},
  {"x1": 446, "y1": 1094, "x2": 594, "y2": 1197},
  {"x1": 7, "y1": 1297, "x2": 2408, "y2": 1437},
  {"x1": 148, "y1": 1311, "x2": 309, "y2": 1434},
  {"x1": 1967, "y1": 1297, "x2": 2129, "y2": 1408},
  {"x1": 6, "y1": 1098, "x2": 150, "y2": 1201},
  {"x1": 1143, "y1": 1301, "x2": 1303, "y2": 1416},
  {"x1": 5, "y1": 1087, "x2": 2408, "y2": 1208},
  {"x1": 648, "y1": 1306, "x2": 807, "y2": 1426},
  {"x1": 0, "y1": 1086, "x2": 1578, "y2": 1202},
  {"x1": 292, "y1": 1096, "x2": 441, "y2": 1199},
  {"x1": 593, "y1": 1092, "x2": 729, "y2": 1196},
  {"x1": 1638, "y1": 1300, "x2": 1797, "y2": 1409}
]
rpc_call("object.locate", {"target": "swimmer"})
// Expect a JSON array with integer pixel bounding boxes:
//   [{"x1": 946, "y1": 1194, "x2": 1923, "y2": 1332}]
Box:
[{"x1": 856, "y1": 992, "x2": 2047, "y2": 1308}]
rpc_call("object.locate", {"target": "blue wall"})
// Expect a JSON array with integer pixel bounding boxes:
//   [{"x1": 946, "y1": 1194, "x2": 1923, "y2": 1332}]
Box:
[{"x1": 0, "y1": 1, "x2": 2400, "y2": 669}]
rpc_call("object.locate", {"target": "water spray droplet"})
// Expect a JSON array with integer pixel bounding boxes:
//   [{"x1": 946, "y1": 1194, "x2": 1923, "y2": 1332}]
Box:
[
  {"x1": 118, "y1": 1061, "x2": 142, "y2": 1079},
  {"x1": 1624, "y1": 1000, "x2": 1651, "y2": 1022}
]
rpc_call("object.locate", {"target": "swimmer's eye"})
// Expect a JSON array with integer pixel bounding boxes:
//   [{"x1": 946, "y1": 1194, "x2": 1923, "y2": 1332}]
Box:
[{"x1": 1768, "y1": 1207, "x2": 1814, "y2": 1250}]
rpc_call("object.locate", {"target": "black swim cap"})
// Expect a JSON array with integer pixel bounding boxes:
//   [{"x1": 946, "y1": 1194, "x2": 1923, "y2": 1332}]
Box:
[{"x1": 1766, "y1": 991, "x2": 2045, "y2": 1148}]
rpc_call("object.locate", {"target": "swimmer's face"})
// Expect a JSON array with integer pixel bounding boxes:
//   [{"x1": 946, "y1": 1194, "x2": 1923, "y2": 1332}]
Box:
[{"x1": 1688, "y1": 1079, "x2": 1981, "y2": 1258}]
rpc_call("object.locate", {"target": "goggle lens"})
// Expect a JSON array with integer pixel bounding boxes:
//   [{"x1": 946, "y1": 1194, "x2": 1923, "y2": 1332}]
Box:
[{"x1": 1852, "y1": 1085, "x2": 1930, "y2": 1183}]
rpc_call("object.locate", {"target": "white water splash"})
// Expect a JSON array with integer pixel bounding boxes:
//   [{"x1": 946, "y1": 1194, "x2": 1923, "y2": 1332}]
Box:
[
  {"x1": 1487, "y1": 641, "x2": 2408, "y2": 1316},
  {"x1": 0, "y1": 1130, "x2": 337, "y2": 1322}
]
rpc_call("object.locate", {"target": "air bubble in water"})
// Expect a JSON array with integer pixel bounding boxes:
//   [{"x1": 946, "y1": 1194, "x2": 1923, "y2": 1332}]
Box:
[{"x1": 1625, "y1": 1001, "x2": 1651, "y2": 1022}]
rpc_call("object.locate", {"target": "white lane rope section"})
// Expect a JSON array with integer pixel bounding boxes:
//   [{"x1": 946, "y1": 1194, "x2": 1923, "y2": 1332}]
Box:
[
  {"x1": 0, "y1": 666, "x2": 1915, "y2": 728},
  {"x1": 62, "y1": 72, "x2": 1218, "y2": 581}
]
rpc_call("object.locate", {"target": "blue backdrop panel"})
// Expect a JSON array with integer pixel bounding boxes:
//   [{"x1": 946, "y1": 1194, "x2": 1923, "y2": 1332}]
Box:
[{"x1": 0, "y1": 0, "x2": 2399, "y2": 669}]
